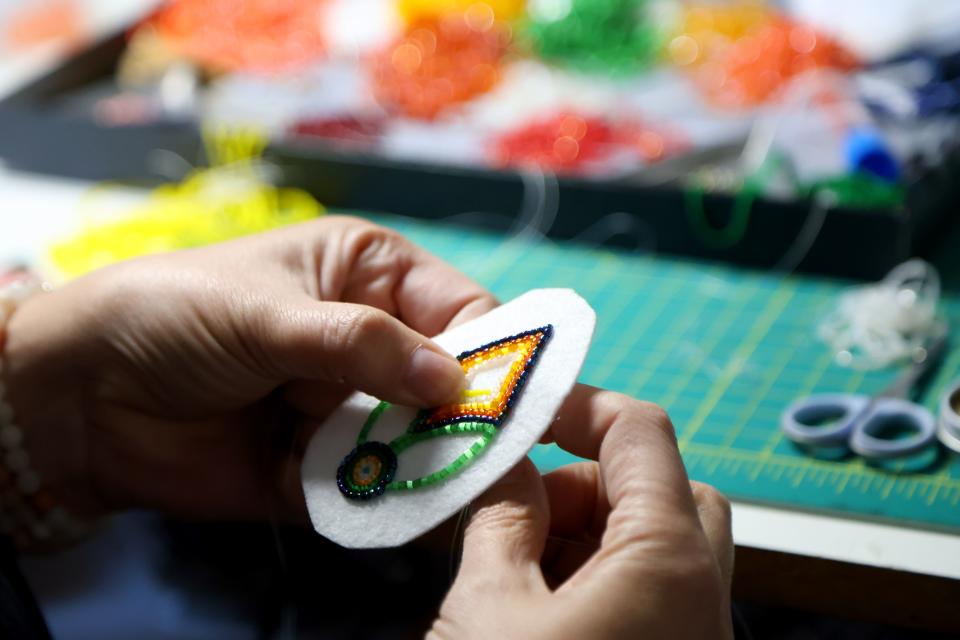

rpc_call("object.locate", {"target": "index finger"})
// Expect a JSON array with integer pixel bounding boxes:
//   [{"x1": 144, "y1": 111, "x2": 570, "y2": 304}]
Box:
[
  {"x1": 394, "y1": 242, "x2": 500, "y2": 334},
  {"x1": 323, "y1": 217, "x2": 499, "y2": 335},
  {"x1": 546, "y1": 385, "x2": 701, "y2": 526},
  {"x1": 597, "y1": 398, "x2": 701, "y2": 529},
  {"x1": 541, "y1": 384, "x2": 621, "y2": 460},
  {"x1": 275, "y1": 216, "x2": 500, "y2": 336}
]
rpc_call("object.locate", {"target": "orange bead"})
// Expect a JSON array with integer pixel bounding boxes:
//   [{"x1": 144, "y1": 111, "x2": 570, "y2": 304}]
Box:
[
  {"x1": 371, "y1": 15, "x2": 509, "y2": 119},
  {"x1": 144, "y1": 0, "x2": 328, "y2": 73},
  {"x1": 694, "y1": 17, "x2": 859, "y2": 108}
]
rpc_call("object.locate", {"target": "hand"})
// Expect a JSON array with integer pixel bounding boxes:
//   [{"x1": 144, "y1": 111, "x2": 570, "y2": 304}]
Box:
[
  {"x1": 430, "y1": 386, "x2": 734, "y2": 640},
  {"x1": 3, "y1": 216, "x2": 497, "y2": 519}
]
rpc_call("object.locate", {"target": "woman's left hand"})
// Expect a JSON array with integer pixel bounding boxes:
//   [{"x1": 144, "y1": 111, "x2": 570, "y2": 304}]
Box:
[{"x1": 3, "y1": 216, "x2": 497, "y2": 520}]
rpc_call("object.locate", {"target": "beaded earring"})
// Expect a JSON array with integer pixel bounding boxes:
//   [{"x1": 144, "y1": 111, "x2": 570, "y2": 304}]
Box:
[{"x1": 337, "y1": 325, "x2": 553, "y2": 500}]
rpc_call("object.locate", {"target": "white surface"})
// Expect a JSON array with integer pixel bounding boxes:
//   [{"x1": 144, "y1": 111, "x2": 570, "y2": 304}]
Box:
[
  {"x1": 0, "y1": 169, "x2": 92, "y2": 267},
  {"x1": 785, "y1": 0, "x2": 960, "y2": 61},
  {"x1": 733, "y1": 502, "x2": 960, "y2": 579},
  {"x1": 2, "y1": 168, "x2": 960, "y2": 574},
  {"x1": 302, "y1": 289, "x2": 596, "y2": 548}
]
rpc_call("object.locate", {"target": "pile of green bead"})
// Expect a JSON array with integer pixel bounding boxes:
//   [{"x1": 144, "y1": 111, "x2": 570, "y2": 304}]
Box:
[
  {"x1": 521, "y1": 0, "x2": 662, "y2": 74},
  {"x1": 802, "y1": 173, "x2": 905, "y2": 210}
]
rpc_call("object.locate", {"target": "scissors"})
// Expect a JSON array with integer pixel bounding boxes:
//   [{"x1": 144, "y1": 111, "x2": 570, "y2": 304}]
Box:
[{"x1": 781, "y1": 332, "x2": 948, "y2": 459}]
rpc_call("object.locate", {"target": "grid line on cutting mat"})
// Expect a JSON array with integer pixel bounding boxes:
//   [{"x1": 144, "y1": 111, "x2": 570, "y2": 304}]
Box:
[{"x1": 376, "y1": 214, "x2": 960, "y2": 531}]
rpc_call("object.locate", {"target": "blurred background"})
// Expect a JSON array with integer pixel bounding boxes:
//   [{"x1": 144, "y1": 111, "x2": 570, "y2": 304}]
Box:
[
  {"x1": 3, "y1": 1, "x2": 960, "y2": 639},
  {"x1": 3, "y1": 0, "x2": 960, "y2": 279}
]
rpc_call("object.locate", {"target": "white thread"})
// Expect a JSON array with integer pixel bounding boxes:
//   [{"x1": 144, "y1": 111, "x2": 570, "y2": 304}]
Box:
[{"x1": 817, "y1": 259, "x2": 945, "y2": 370}]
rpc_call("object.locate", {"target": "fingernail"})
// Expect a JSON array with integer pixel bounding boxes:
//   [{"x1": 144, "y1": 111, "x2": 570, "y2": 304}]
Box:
[{"x1": 404, "y1": 344, "x2": 465, "y2": 407}]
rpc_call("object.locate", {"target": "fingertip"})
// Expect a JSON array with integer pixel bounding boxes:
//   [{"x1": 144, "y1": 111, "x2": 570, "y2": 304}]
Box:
[{"x1": 403, "y1": 343, "x2": 465, "y2": 407}]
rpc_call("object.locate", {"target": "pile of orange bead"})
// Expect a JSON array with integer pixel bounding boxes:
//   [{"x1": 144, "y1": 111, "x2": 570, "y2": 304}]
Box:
[
  {"x1": 411, "y1": 326, "x2": 552, "y2": 433},
  {"x1": 694, "y1": 17, "x2": 860, "y2": 109},
  {"x1": 3, "y1": 0, "x2": 84, "y2": 53},
  {"x1": 370, "y1": 12, "x2": 510, "y2": 120},
  {"x1": 145, "y1": 0, "x2": 329, "y2": 73}
]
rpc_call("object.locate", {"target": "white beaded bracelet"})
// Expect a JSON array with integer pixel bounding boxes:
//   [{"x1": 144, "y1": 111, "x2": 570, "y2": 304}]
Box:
[{"x1": 0, "y1": 271, "x2": 89, "y2": 549}]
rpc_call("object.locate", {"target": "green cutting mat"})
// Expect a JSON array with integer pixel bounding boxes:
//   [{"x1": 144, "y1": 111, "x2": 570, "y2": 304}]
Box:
[{"x1": 373, "y1": 214, "x2": 960, "y2": 532}]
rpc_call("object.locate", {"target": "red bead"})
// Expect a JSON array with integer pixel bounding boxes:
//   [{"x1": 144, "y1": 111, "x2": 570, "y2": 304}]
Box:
[
  {"x1": 491, "y1": 111, "x2": 688, "y2": 173},
  {"x1": 289, "y1": 115, "x2": 385, "y2": 146}
]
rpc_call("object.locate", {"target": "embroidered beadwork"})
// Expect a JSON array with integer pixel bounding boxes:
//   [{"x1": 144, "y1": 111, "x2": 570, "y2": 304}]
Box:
[
  {"x1": 336, "y1": 441, "x2": 398, "y2": 501},
  {"x1": 411, "y1": 326, "x2": 552, "y2": 432},
  {"x1": 336, "y1": 325, "x2": 553, "y2": 500}
]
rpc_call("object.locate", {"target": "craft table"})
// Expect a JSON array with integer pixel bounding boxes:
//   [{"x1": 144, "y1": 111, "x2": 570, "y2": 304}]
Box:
[{"x1": 3, "y1": 166, "x2": 960, "y2": 634}]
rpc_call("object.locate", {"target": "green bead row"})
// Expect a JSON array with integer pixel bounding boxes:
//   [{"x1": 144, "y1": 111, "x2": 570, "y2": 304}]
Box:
[
  {"x1": 386, "y1": 429, "x2": 495, "y2": 492},
  {"x1": 389, "y1": 421, "x2": 497, "y2": 454},
  {"x1": 356, "y1": 400, "x2": 390, "y2": 445}
]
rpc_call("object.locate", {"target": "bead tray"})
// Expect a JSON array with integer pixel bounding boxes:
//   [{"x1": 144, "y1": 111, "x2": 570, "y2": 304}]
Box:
[{"x1": 2, "y1": 30, "x2": 960, "y2": 280}]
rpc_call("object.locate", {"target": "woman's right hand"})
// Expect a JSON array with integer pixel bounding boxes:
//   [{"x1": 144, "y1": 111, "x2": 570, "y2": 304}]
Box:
[{"x1": 429, "y1": 385, "x2": 734, "y2": 640}]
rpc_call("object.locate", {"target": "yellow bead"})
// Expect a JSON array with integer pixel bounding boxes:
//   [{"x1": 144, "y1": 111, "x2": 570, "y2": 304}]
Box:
[{"x1": 397, "y1": 0, "x2": 525, "y2": 25}]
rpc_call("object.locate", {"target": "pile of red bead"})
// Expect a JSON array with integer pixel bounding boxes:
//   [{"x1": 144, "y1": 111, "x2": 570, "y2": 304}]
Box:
[
  {"x1": 288, "y1": 115, "x2": 386, "y2": 147},
  {"x1": 491, "y1": 112, "x2": 687, "y2": 173}
]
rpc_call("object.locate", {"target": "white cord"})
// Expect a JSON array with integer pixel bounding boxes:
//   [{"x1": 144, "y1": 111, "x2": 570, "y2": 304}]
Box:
[{"x1": 817, "y1": 259, "x2": 946, "y2": 370}]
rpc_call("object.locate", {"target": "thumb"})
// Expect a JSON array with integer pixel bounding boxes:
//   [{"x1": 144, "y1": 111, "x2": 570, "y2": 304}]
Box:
[
  {"x1": 458, "y1": 458, "x2": 550, "y2": 592},
  {"x1": 262, "y1": 299, "x2": 465, "y2": 407}
]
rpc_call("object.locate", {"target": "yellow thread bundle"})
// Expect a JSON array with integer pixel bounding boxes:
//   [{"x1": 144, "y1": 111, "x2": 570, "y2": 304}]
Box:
[{"x1": 49, "y1": 127, "x2": 323, "y2": 278}]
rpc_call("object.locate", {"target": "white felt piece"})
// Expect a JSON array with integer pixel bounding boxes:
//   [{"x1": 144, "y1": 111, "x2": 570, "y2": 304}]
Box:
[{"x1": 301, "y1": 288, "x2": 595, "y2": 549}]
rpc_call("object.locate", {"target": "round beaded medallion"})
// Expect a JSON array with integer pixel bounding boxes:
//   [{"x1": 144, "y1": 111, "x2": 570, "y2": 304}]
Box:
[{"x1": 336, "y1": 441, "x2": 398, "y2": 500}]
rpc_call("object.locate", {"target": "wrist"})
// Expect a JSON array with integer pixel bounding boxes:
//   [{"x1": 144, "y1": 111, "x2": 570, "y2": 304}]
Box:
[{"x1": 1, "y1": 277, "x2": 100, "y2": 548}]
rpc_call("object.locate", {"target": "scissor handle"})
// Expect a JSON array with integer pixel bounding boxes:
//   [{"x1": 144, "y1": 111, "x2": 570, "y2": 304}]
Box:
[
  {"x1": 781, "y1": 394, "x2": 870, "y2": 447},
  {"x1": 849, "y1": 398, "x2": 937, "y2": 459},
  {"x1": 936, "y1": 380, "x2": 960, "y2": 454}
]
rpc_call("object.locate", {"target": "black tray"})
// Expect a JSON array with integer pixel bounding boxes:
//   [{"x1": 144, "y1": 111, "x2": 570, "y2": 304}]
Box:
[{"x1": 2, "y1": 30, "x2": 959, "y2": 280}]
